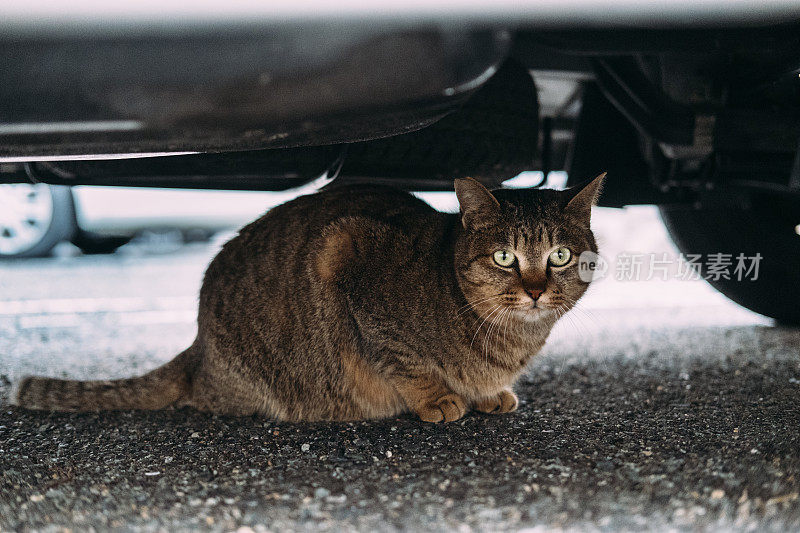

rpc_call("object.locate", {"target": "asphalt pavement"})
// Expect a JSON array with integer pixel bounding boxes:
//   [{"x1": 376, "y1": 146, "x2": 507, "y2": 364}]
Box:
[{"x1": 1, "y1": 207, "x2": 799, "y2": 532}]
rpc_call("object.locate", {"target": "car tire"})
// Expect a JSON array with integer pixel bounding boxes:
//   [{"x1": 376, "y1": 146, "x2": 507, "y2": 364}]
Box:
[
  {"x1": 660, "y1": 196, "x2": 800, "y2": 324},
  {"x1": 0, "y1": 183, "x2": 76, "y2": 259}
]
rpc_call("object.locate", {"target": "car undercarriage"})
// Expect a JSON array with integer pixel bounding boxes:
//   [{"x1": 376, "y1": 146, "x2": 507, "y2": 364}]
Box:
[{"x1": 1, "y1": 5, "x2": 800, "y2": 321}]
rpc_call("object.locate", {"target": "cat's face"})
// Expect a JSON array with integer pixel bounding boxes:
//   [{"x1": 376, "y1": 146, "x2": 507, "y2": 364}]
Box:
[{"x1": 454, "y1": 174, "x2": 604, "y2": 323}]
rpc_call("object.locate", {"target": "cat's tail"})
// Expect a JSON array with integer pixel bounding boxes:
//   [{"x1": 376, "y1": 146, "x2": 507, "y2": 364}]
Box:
[{"x1": 10, "y1": 345, "x2": 194, "y2": 412}]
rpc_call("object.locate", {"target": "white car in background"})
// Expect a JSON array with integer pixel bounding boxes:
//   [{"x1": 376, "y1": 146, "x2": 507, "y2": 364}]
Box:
[
  {"x1": 0, "y1": 172, "x2": 546, "y2": 259},
  {"x1": 0, "y1": 183, "x2": 286, "y2": 258}
]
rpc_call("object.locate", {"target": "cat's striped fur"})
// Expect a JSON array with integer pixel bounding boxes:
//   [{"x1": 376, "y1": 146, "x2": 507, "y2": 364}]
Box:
[{"x1": 13, "y1": 175, "x2": 604, "y2": 422}]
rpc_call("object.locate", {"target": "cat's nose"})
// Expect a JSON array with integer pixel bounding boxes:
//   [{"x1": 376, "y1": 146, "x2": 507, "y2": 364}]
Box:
[{"x1": 525, "y1": 288, "x2": 544, "y2": 300}]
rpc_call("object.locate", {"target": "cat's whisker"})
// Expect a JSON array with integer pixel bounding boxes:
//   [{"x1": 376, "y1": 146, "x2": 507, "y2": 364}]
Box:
[
  {"x1": 561, "y1": 298, "x2": 603, "y2": 329},
  {"x1": 556, "y1": 299, "x2": 597, "y2": 337},
  {"x1": 485, "y1": 306, "x2": 510, "y2": 362},
  {"x1": 479, "y1": 305, "x2": 506, "y2": 362},
  {"x1": 486, "y1": 307, "x2": 508, "y2": 360},
  {"x1": 564, "y1": 305, "x2": 611, "y2": 375},
  {"x1": 483, "y1": 304, "x2": 510, "y2": 364},
  {"x1": 552, "y1": 305, "x2": 574, "y2": 335},
  {"x1": 455, "y1": 302, "x2": 496, "y2": 320},
  {"x1": 558, "y1": 306, "x2": 580, "y2": 334},
  {"x1": 482, "y1": 308, "x2": 497, "y2": 363},
  {"x1": 469, "y1": 304, "x2": 502, "y2": 353},
  {"x1": 454, "y1": 295, "x2": 505, "y2": 319},
  {"x1": 493, "y1": 307, "x2": 509, "y2": 359},
  {"x1": 481, "y1": 307, "x2": 496, "y2": 361},
  {"x1": 566, "y1": 308, "x2": 599, "y2": 336},
  {"x1": 557, "y1": 304, "x2": 588, "y2": 338},
  {"x1": 455, "y1": 293, "x2": 505, "y2": 313},
  {"x1": 501, "y1": 306, "x2": 512, "y2": 350},
  {"x1": 501, "y1": 306, "x2": 515, "y2": 355}
]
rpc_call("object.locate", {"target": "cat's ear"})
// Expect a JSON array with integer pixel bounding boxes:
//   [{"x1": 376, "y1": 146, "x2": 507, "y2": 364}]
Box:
[
  {"x1": 563, "y1": 172, "x2": 606, "y2": 221},
  {"x1": 454, "y1": 177, "x2": 500, "y2": 229}
]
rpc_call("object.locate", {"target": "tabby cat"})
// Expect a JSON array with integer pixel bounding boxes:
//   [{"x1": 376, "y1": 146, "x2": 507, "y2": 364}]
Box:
[{"x1": 12, "y1": 174, "x2": 605, "y2": 422}]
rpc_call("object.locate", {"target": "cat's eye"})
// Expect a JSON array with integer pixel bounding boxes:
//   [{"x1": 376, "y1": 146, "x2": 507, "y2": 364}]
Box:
[
  {"x1": 493, "y1": 249, "x2": 516, "y2": 267},
  {"x1": 548, "y1": 247, "x2": 572, "y2": 267}
]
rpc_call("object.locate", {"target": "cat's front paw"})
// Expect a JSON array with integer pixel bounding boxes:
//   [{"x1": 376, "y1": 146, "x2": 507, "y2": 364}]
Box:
[
  {"x1": 474, "y1": 389, "x2": 518, "y2": 414},
  {"x1": 416, "y1": 393, "x2": 467, "y2": 423}
]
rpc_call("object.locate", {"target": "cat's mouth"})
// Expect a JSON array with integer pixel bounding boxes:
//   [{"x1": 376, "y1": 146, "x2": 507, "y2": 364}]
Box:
[
  {"x1": 512, "y1": 307, "x2": 545, "y2": 323},
  {"x1": 509, "y1": 303, "x2": 551, "y2": 321}
]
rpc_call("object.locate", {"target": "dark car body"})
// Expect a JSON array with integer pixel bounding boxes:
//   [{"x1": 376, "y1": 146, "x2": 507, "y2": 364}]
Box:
[{"x1": 2, "y1": 2, "x2": 800, "y2": 321}]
